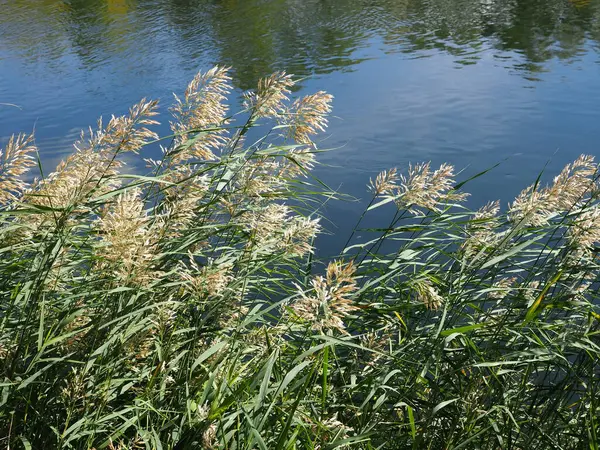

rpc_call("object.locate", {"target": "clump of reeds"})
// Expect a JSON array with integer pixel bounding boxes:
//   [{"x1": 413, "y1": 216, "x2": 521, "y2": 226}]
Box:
[{"x1": 0, "y1": 67, "x2": 598, "y2": 449}]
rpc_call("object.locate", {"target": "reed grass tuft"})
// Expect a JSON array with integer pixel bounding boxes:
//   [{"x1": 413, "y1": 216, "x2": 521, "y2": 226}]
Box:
[{"x1": 0, "y1": 67, "x2": 598, "y2": 449}]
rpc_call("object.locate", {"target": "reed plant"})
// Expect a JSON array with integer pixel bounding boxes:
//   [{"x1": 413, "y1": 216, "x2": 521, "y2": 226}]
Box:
[{"x1": 0, "y1": 67, "x2": 598, "y2": 449}]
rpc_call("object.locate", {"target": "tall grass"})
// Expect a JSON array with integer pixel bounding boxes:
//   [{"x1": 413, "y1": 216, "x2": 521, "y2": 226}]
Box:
[{"x1": 0, "y1": 67, "x2": 598, "y2": 449}]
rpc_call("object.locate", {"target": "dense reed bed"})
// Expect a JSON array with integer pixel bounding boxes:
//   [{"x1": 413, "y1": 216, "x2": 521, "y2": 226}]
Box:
[{"x1": 0, "y1": 67, "x2": 598, "y2": 449}]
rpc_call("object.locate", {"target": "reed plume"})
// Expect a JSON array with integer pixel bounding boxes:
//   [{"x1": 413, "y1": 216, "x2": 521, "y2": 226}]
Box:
[
  {"x1": 371, "y1": 162, "x2": 468, "y2": 215},
  {"x1": 369, "y1": 168, "x2": 398, "y2": 196},
  {"x1": 281, "y1": 91, "x2": 333, "y2": 145},
  {"x1": 170, "y1": 66, "x2": 232, "y2": 162},
  {"x1": 567, "y1": 204, "x2": 600, "y2": 257},
  {"x1": 463, "y1": 200, "x2": 501, "y2": 258},
  {"x1": 1, "y1": 67, "x2": 598, "y2": 450},
  {"x1": 96, "y1": 188, "x2": 157, "y2": 284},
  {"x1": 412, "y1": 279, "x2": 444, "y2": 310},
  {"x1": 0, "y1": 132, "x2": 36, "y2": 205},
  {"x1": 509, "y1": 154, "x2": 598, "y2": 226},
  {"x1": 289, "y1": 260, "x2": 358, "y2": 334},
  {"x1": 26, "y1": 99, "x2": 158, "y2": 212},
  {"x1": 244, "y1": 71, "x2": 295, "y2": 119},
  {"x1": 244, "y1": 203, "x2": 320, "y2": 256}
]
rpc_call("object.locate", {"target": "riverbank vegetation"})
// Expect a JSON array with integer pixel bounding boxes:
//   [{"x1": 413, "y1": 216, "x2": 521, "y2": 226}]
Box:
[{"x1": 1, "y1": 67, "x2": 599, "y2": 449}]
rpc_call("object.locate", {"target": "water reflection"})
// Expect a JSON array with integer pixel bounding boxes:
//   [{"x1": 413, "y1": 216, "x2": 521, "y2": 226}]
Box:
[{"x1": 2, "y1": 0, "x2": 600, "y2": 87}]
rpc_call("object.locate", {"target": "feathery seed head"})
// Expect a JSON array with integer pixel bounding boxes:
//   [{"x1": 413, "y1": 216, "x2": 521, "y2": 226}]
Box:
[
  {"x1": 244, "y1": 71, "x2": 295, "y2": 118},
  {"x1": 96, "y1": 188, "x2": 157, "y2": 284},
  {"x1": 321, "y1": 414, "x2": 354, "y2": 441},
  {"x1": 244, "y1": 203, "x2": 320, "y2": 256},
  {"x1": 281, "y1": 216, "x2": 321, "y2": 256},
  {"x1": 463, "y1": 200, "x2": 501, "y2": 259},
  {"x1": 284, "y1": 147, "x2": 317, "y2": 176},
  {"x1": 181, "y1": 255, "x2": 233, "y2": 299},
  {"x1": 26, "y1": 99, "x2": 158, "y2": 213},
  {"x1": 474, "y1": 200, "x2": 501, "y2": 222},
  {"x1": 281, "y1": 91, "x2": 333, "y2": 145},
  {"x1": 235, "y1": 157, "x2": 285, "y2": 198},
  {"x1": 509, "y1": 155, "x2": 598, "y2": 226},
  {"x1": 394, "y1": 162, "x2": 468, "y2": 215},
  {"x1": 202, "y1": 423, "x2": 217, "y2": 448},
  {"x1": 369, "y1": 168, "x2": 399, "y2": 196},
  {"x1": 0, "y1": 133, "x2": 37, "y2": 205},
  {"x1": 157, "y1": 168, "x2": 210, "y2": 237},
  {"x1": 76, "y1": 99, "x2": 159, "y2": 155},
  {"x1": 170, "y1": 66, "x2": 232, "y2": 162},
  {"x1": 246, "y1": 203, "x2": 290, "y2": 243},
  {"x1": 413, "y1": 279, "x2": 444, "y2": 310},
  {"x1": 488, "y1": 277, "x2": 517, "y2": 300},
  {"x1": 568, "y1": 204, "x2": 600, "y2": 252},
  {"x1": 289, "y1": 260, "x2": 358, "y2": 334}
]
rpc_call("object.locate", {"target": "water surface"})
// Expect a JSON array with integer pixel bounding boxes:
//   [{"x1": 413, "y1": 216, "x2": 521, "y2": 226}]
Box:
[{"x1": 2, "y1": 0, "x2": 600, "y2": 252}]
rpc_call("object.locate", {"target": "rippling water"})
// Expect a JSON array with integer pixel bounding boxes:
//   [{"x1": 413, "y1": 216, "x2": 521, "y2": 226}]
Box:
[{"x1": 2, "y1": 0, "x2": 600, "y2": 252}]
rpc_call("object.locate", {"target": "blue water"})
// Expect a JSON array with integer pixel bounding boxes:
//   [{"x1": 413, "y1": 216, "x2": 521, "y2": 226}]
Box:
[{"x1": 2, "y1": 0, "x2": 600, "y2": 253}]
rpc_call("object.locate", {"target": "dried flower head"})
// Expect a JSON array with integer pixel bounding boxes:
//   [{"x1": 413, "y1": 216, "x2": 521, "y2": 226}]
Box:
[
  {"x1": 550, "y1": 155, "x2": 597, "y2": 206},
  {"x1": 369, "y1": 168, "x2": 399, "y2": 196},
  {"x1": 108, "y1": 437, "x2": 145, "y2": 450},
  {"x1": 157, "y1": 167, "x2": 210, "y2": 237},
  {"x1": 0, "y1": 133, "x2": 37, "y2": 205},
  {"x1": 202, "y1": 423, "x2": 217, "y2": 448},
  {"x1": 0, "y1": 341, "x2": 11, "y2": 360},
  {"x1": 96, "y1": 188, "x2": 157, "y2": 284},
  {"x1": 474, "y1": 200, "x2": 501, "y2": 223},
  {"x1": 237, "y1": 147, "x2": 317, "y2": 187},
  {"x1": 289, "y1": 260, "x2": 358, "y2": 334},
  {"x1": 246, "y1": 203, "x2": 290, "y2": 242},
  {"x1": 284, "y1": 147, "x2": 317, "y2": 176},
  {"x1": 244, "y1": 71, "x2": 295, "y2": 118},
  {"x1": 413, "y1": 279, "x2": 444, "y2": 310},
  {"x1": 281, "y1": 216, "x2": 321, "y2": 256},
  {"x1": 281, "y1": 91, "x2": 333, "y2": 145},
  {"x1": 244, "y1": 203, "x2": 320, "y2": 256},
  {"x1": 359, "y1": 330, "x2": 391, "y2": 368},
  {"x1": 487, "y1": 276, "x2": 517, "y2": 300},
  {"x1": 509, "y1": 155, "x2": 598, "y2": 226},
  {"x1": 235, "y1": 157, "x2": 285, "y2": 198},
  {"x1": 568, "y1": 204, "x2": 600, "y2": 254},
  {"x1": 170, "y1": 66, "x2": 232, "y2": 162},
  {"x1": 395, "y1": 162, "x2": 468, "y2": 215},
  {"x1": 77, "y1": 98, "x2": 159, "y2": 155},
  {"x1": 26, "y1": 99, "x2": 159, "y2": 212},
  {"x1": 463, "y1": 200, "x2": 501, "y2": 259},
  {"x1": 181, "y1": 255, "x2": 233, "y2": 299},
  {"x1": 60, "y1": 367, "x2": 89, "y2": 405}
]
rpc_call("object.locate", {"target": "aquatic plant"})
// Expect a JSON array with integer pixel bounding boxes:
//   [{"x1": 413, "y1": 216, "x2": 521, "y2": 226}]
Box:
[{"x1": 0, "y1": 67, "x2": 598, "y2": 449}]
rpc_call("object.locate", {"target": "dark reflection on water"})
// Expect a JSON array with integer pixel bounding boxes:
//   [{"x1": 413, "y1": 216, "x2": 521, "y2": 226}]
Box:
[
  {"x1": 2, "y1": 0, "x2": 600, "y2": 254},
  {"x1": 3, "y1": 0, "x2": 600, "y2": 83}
]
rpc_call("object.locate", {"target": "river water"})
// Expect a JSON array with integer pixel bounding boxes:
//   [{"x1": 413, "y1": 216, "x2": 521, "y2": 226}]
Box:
[{"x1": 2, "y1": 0, "x2": 600, "y2": 253}]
